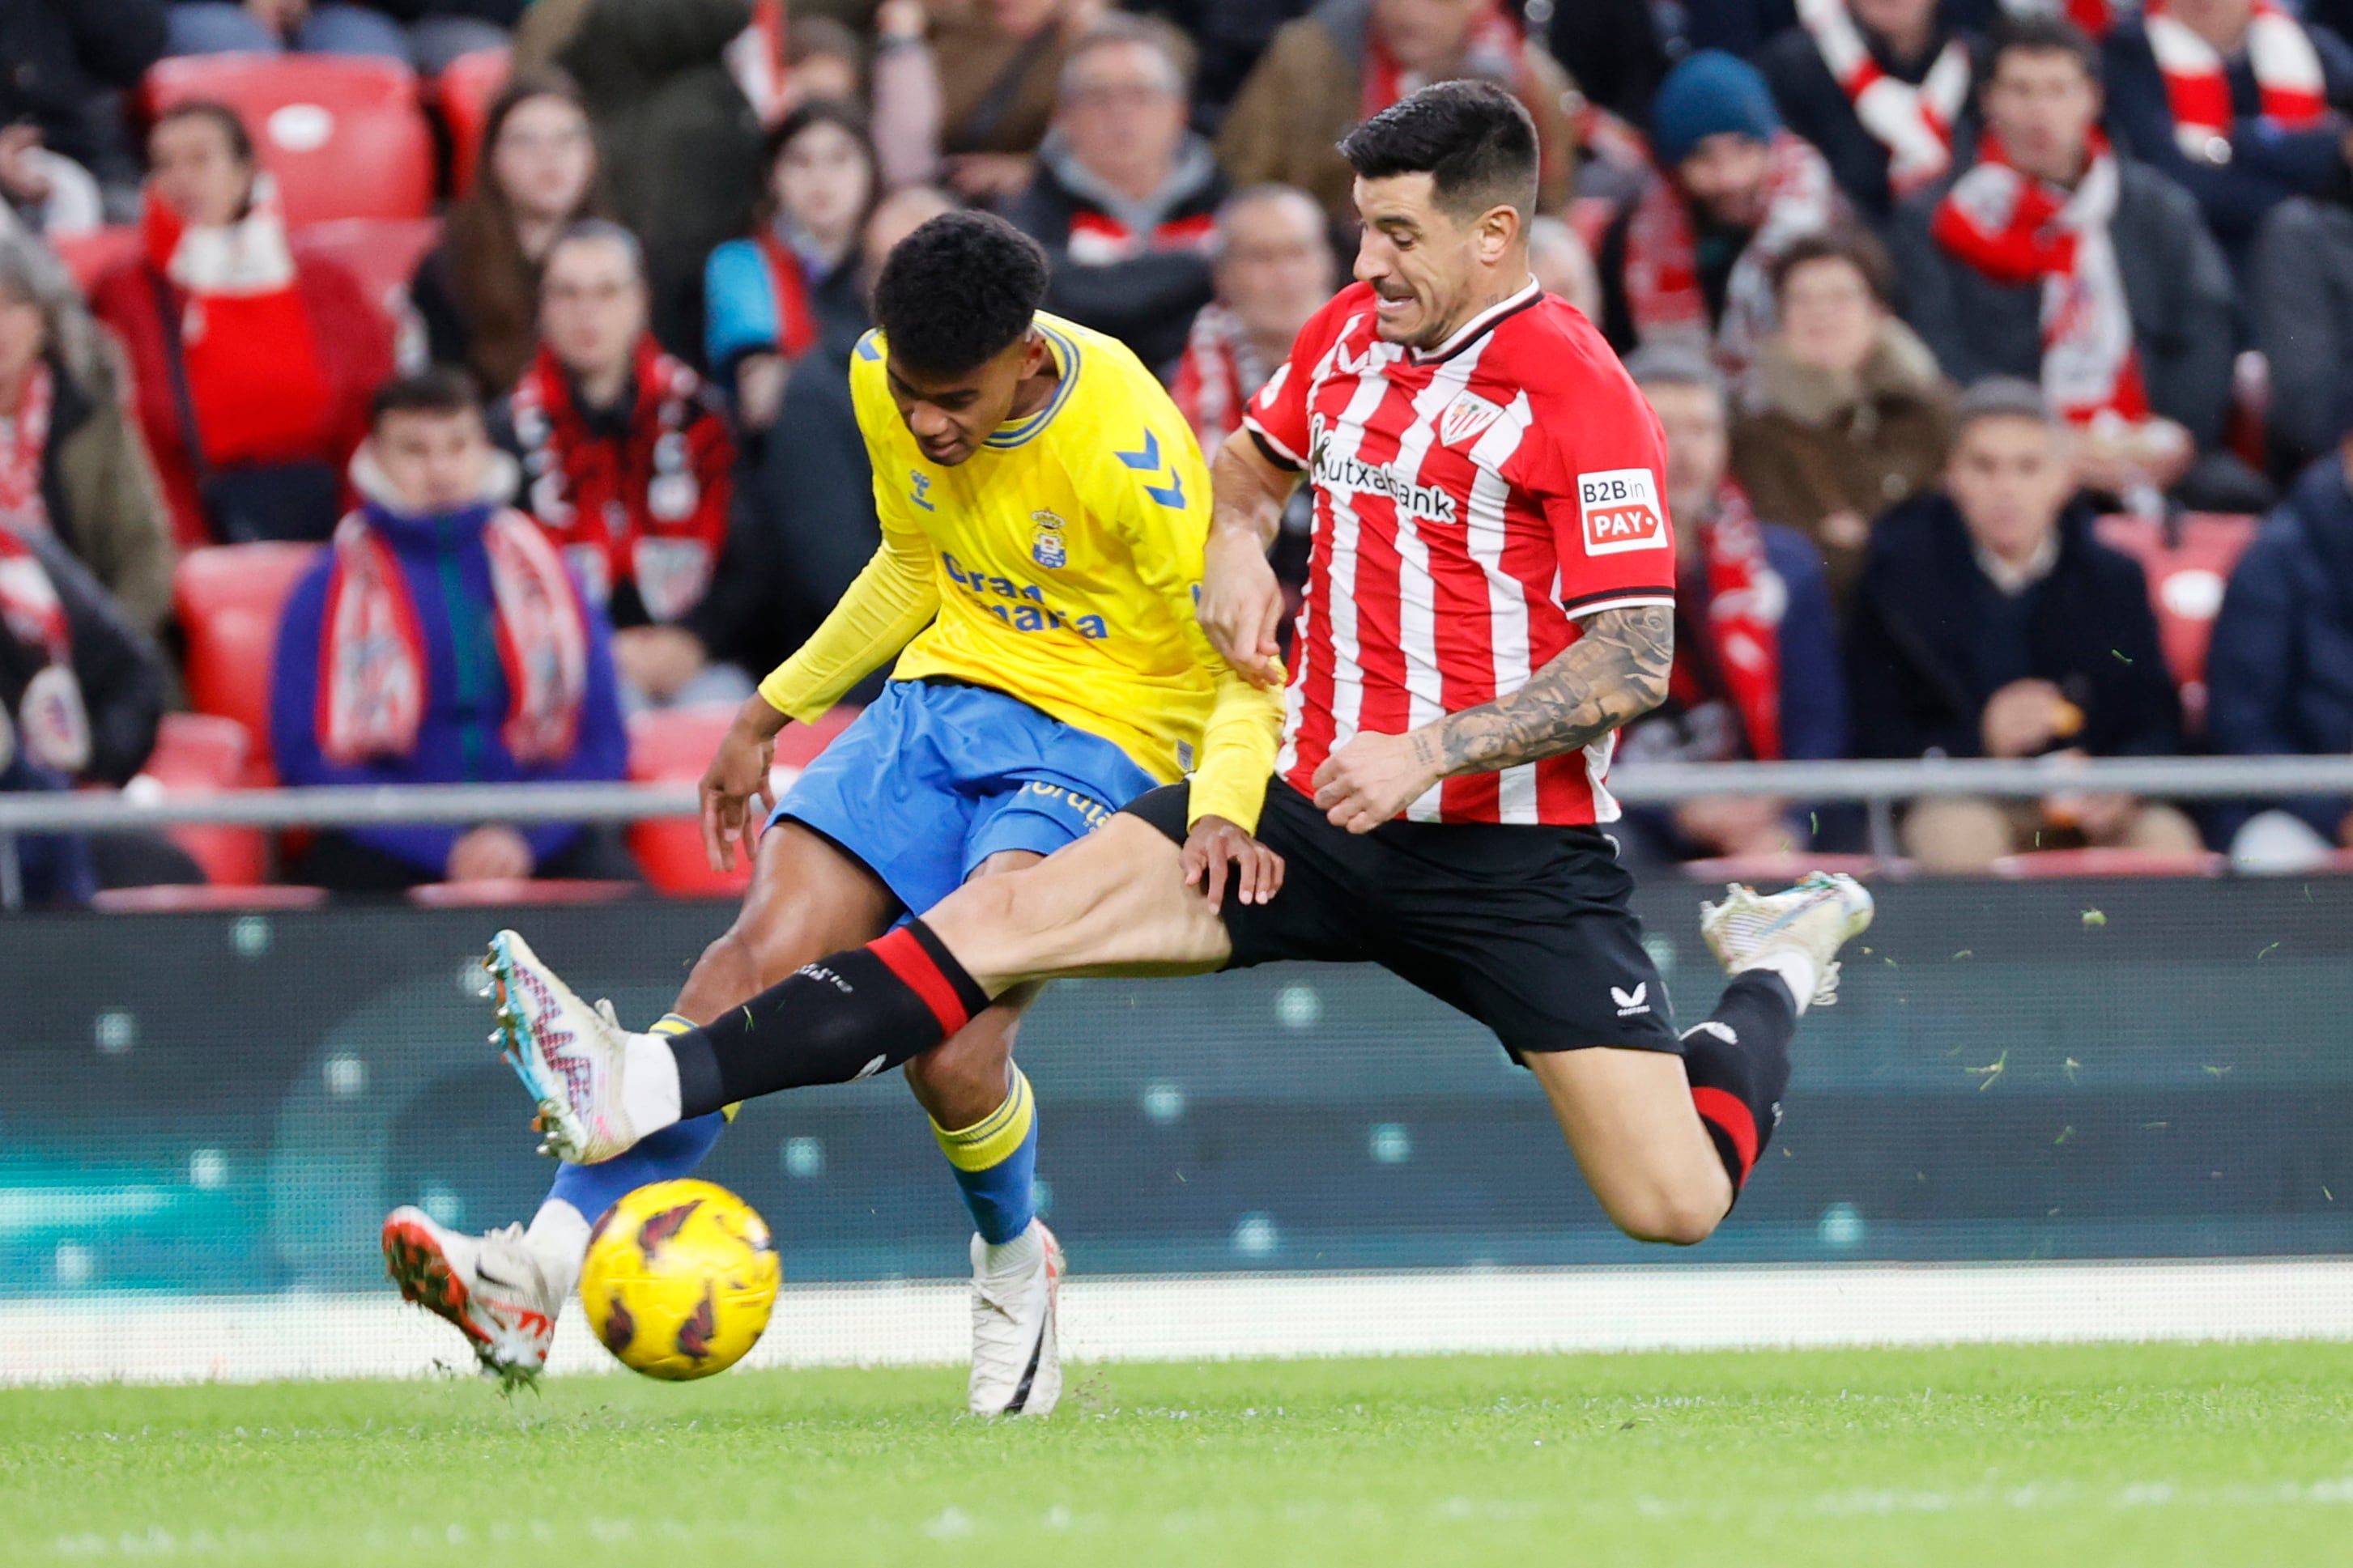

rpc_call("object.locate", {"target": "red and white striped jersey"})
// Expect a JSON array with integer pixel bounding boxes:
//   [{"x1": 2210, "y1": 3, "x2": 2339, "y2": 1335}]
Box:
[{"x1": 1243, "y1": 278, "x2": 1675, "y2": 826}]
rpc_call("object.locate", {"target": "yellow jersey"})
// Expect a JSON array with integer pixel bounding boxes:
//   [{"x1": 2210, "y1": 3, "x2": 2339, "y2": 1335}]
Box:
[{"x1": 756, "y1": 312, "x2": 1281, "y2": 830}]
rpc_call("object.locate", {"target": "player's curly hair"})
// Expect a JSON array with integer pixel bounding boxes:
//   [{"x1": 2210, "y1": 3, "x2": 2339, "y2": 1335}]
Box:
[{"x1": 871, "y1": 211, "x2": 1050, "y2": 375}]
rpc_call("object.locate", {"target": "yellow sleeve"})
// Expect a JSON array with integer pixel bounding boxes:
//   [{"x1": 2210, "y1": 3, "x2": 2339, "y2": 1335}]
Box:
[
  {"x1": 1088, "y1": 419, "x2": 1285, "y2": 833},
  {"x1": 758, "y1": 365, "x2": 942, "y2": 720}
]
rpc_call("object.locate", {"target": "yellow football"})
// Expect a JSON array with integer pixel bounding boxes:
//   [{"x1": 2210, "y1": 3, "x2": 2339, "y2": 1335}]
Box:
[{"x1": 578, "y1": 1179, "x2": 781, "y2": 1380}]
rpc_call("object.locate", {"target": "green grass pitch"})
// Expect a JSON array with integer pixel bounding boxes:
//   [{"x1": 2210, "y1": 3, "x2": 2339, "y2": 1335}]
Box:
[{"x1": 6, "y1": 1341, "x2": 2351, "y2": 1566}]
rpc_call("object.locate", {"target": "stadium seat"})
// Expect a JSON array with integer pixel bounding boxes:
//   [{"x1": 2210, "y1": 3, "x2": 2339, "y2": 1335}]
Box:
[
  {"x1": 135, "y1": 712, "x2": 267, "y2": 886},
  {"x1": 46, "y1": 225, "x2": 142, "y2": 295},
  {"x1": 92, "y1": 884, "x2": 329, "y2": 912},
  {"x1": 1681, "y1": 852, "x2": 1891, "y2": 883},
  {"x1": 290, "y1": 217, "x2": 439, "y2": 346},
  {"x1": 436, "y1": 47, "x2": 511, "y2": 197},
  {"x1": 174, "y1": 542, "x2": 324, "y2": 784},
  {"x1": 2092, "y1": 512, "x2": 2260, "y2": 734},
  {"x1": 406, "y1": 878, "x2": 640, "y2": 907},
  {"x1": 1989, "y1": 848, "x2": 2227, "y2": 878},
  {"x1": 144, "y1": 55, "x2": 435, "y2": 227},
  {"x1": 625, "y1": 703, "x2": 861, "y2": 896}
]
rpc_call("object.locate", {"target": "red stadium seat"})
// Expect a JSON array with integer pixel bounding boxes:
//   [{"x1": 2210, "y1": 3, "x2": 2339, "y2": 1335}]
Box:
[
  {"x1": 406, "y1": 878, "x2": 640, "y2": 907},
  {"x1": 625, "y1": 703, "x2": 861, "y2": 896},
  {"x1": 2092, "y1": 512, "x2": 2260, "y2": 734},
  {"x1": 1990, "y1": 848, "x2": 2227, "y2": 878},
  {"x1": 174, "y1": 542, "x2": 324, "y2": 784},
  {"x1": 144, "y1": 55, "x2": 435, "y2": 227},
  {"x1": 137, "y1": 712, "x2": 267, "y2": 884},
  {"x1": 47, "y1": 225, "x2": 142, "y2": 295},
  {"x1": 290, "y1": 217, "x2": 440, "y2": 343},
  {"x1": 436, "y1": 47, "x2": 511, "y2": 198},
  {"x1": 92, "y1": 884, "x2": 329, "y2": 912}
]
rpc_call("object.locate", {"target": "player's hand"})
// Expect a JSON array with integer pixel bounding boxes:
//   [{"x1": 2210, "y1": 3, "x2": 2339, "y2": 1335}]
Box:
[
  {"x1": 700, "y1": 708, "x2": 781, "y2": 873},
  {"x1": 1181, "y1": 814, "x2": 1284, "y2": 911},
  {"x1": 1313, "y1": 729, "x2": 1440, "y2": 834},
  {"x1": 1198, "y1": 524, "x2": 1286, "y2": 688},
  {"x1": 447, "y1": 825, "x2": 534, "y2": 884}
]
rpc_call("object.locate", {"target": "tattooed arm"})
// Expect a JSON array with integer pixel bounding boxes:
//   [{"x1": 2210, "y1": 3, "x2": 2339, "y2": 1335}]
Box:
[{"x1": 1308, "y1": 606, "x2": 1675, "y2": 833}]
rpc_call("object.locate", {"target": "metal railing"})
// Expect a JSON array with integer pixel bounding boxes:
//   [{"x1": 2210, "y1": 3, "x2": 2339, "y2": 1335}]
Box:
[{"x1": 5, "y1": 754, "x2": 2350, "y2": 908}]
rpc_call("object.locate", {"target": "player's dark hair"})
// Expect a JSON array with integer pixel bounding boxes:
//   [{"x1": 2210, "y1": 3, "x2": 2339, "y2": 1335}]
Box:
[
  {"x1": 1337, "y1": 79, "x2": 1539, "y2": 223},
  {"x1": 371, "y1": 367, "x2": 484, "y2": 427},
  {"x1": 871, "y1": 211, "x2": 1049, "y2": 375},
  {"x1": 1987, "y1": 13, "x2": 2102, "y2": 84}
]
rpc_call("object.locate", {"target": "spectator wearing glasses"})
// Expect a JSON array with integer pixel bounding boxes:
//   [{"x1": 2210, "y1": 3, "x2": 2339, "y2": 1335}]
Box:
[
  {"x1": 1005, "y1": 15, "x2": 1226, "y2": 372},
  {"x1": 492, "y1": 223, "x2": 749, "y2": 712},
  {"x1": 411, "y1": 71, "x2": 608, "y2": 400}
]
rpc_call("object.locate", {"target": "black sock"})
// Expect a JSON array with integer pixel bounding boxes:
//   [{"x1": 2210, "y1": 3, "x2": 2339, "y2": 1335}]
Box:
[
  {"x1": 666, "y1": 920, "x2": 991, "y2": 1120},
  {"x1": 1680, "y1": 971, "x2": 1798, "y2": 1197}
]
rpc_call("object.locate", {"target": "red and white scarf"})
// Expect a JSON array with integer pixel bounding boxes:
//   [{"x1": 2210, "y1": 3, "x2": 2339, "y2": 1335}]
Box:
[
  {"x1": 1066, "y1": 209, "x2": 1218, "y2": 266},
  {"x1": 509, "y1": 338, "x2": 733, "y2": 623},
  {"x1": 317, "y1": 506, "x2": 589, "y2": 766},
  {"x1": 1169, "y1": 304, "x2": 1272, "y2": 449},
  {"x1": 2145, "y1": 0, "x2": 2325, "y2": 158},
  {"x1": 1799, "y1": 0, "x2": 1972, "y2": 198},
  {"x1": 1931, "y1": 131, "x2": 2147, "y2": 426},
  {"x1": 0, "y1": 361, "x2": 54, "y2": 535},
  {"x1": 1361, "y1": 1, "x2": 1564, "y2": 195},
  {"x1": 0, "y1": 528, "x2": 89, "y2": 774},
  {"x1": 1676, "y1": 484, "x2": 1784, "y2": 762},
  {"x1": 144, "y1": 175, "x2": 333, "y2": 469},
  {"x1": 1623, "y1": 131, "x2": 1844, "y2": 375}
]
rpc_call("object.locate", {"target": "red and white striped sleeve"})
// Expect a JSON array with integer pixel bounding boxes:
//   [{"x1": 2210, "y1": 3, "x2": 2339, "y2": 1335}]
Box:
[
  {"x1": 1525, "y1": 366, "x2": 1679, "y2": 620},
  {"x1": 1240, "y1": 286, "x2": 1363, "y2": 471}
]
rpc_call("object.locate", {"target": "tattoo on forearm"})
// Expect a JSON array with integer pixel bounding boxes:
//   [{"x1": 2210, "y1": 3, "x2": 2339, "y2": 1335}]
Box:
[{"x1": 1409, "y1": 606, "x2": 1674, "y2": 778}]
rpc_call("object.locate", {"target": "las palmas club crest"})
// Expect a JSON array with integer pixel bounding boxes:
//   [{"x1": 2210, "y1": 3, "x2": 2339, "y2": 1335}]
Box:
[{"x1": 1032, "y1": 510, "x2": 1068, "y2": 568}]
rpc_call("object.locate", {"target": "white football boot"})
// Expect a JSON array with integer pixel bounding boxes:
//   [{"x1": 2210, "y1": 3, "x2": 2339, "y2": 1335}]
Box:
[
  {"x1": 1700, "y1": 871, "x2": 1876, "y2": 1007},
  {"x1": 968, "y1": 1220, "x2": 1064, "y2": 1417},
  {"x1": 486, "y1": 928, "x2": 651, "y2": 1165},
  {"x1": 382, "y1": 1207, "x2": 560, "y2": 1387}
]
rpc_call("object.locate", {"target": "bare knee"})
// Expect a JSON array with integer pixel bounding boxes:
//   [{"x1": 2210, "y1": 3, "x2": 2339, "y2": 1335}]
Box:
[{"x1": 1606, "y1": 1189, "x2": 1726, "y2": 1247}]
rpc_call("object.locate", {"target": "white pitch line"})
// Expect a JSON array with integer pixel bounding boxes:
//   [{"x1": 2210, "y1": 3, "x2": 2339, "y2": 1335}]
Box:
[{"x1": 2, "y1": 1260, "x2": 2349, "y2": 1386}]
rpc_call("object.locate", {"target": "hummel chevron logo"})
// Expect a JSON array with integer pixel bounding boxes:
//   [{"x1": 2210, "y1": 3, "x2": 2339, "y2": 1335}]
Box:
[
  {"x1": 1612, "y1": 983, "x2": 1652, "y2": 1018},
  {"x1": 1113, "y1": 429, "x2": 1187, "y2": 509}
]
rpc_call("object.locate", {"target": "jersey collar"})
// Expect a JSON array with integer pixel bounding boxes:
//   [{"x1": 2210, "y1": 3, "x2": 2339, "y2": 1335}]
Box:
[
  {"x1": 1410, "y1": 276, "x2": 1542, "y2": 366},
  {"x1": 986, "y1": 322, "x2": 1083, "y2": 450}
]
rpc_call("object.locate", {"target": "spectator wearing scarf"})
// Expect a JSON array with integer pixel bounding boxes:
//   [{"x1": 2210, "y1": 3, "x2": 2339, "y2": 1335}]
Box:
[
  {"x1": 89, "y1": 102, "x2": 390, "y2": 549},
  {"x1": 1894, "y1": 15, "x2": 2242, "y2": 504},
  {"x1": 1217, "y1": 0, "x2": 1579, "y2": 225},
  {"x1": 492, "y1": 223, "x2": 747, "y2": 710},
  {"x1": 2102, "y1": 0, "x2": 2353, "y2": 254},
  {"x1": 1761, "y1": 0, "x2": 1983, "y2": 223},
  {"x1": 271, "y1": 371, "x2": 630, "y2": 894},
  {"x1": 1598, "y1": 50, "x2": 1849, "y2": 376},
  {"x1": 0, "y1": 235, "x2": 175, "y2": 636},
  {"x1": 1615, "y1": 345, "x2": 1846, "y2": 865}
]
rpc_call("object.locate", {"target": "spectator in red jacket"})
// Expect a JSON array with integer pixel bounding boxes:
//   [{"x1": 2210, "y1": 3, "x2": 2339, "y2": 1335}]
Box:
[
  {"x1": 489, "y1": 221, "x2": 749, "y2": 711},
  {"x1": 89, "y1": 102, "x2": 392, "y2": 549}
]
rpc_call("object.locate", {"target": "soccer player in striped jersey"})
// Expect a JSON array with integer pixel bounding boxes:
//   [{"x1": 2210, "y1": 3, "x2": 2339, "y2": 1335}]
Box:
[
  {"x1": 386, "y1": 212, "x2": 1280, "y2": 1411},
  {"x1": 487, "y1": 83, "x2": 1874, "y2": 1277}
]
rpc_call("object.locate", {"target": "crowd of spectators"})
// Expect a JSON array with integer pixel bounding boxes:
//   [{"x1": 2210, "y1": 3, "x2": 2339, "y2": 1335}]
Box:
[{"x1": 14, "y1": 0, "x2": 2353, "y2": 905}]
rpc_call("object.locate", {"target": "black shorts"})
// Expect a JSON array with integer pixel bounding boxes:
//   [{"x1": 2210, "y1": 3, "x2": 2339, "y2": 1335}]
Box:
[{"x1": 1126, "y1": 777, "x2": 1681, "y2": 1061}]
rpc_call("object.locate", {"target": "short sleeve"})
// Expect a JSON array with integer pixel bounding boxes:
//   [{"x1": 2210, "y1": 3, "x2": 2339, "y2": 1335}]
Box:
[
  {"x1": 1528, "y1": 370, "x2": 1679, "y2": 619},
  {"x1": 1240, "y1": 287, "x2": 1359, "y2": 470}
]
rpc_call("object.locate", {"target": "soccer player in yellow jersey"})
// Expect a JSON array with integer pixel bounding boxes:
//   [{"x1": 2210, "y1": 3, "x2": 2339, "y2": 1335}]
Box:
[{"x1": 383, "y1": 212, "x2": 1282, "y2": 1412}]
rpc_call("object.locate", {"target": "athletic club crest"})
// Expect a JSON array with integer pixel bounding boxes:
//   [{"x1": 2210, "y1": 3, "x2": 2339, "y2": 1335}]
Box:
[
  {"x1": 1440, "y1": 391, "x2": 1506, "y2": 449},
  {"x1": 1031, "y1": 510, "x2": 1068, "y2": 568}
]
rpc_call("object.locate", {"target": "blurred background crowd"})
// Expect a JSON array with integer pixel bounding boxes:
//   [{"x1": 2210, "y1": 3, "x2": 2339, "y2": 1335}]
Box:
[{"x1": 7, "y1": 0, "x2": 2353, "y2": 908}]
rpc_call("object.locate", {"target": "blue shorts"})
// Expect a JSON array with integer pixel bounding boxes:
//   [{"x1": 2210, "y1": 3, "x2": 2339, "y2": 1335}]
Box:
[{"x1": 772, "y1": 678, "x2": 1161, "y2": 915}]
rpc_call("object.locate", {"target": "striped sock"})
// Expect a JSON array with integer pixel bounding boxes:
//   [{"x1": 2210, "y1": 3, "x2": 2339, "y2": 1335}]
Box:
[
  {"x1": 933, "y1": 1068, "x2": 1040, "y2": 1245},
  {"x1": 1681, "y1": 972, "x2": 1797, "y2": 1200}
]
